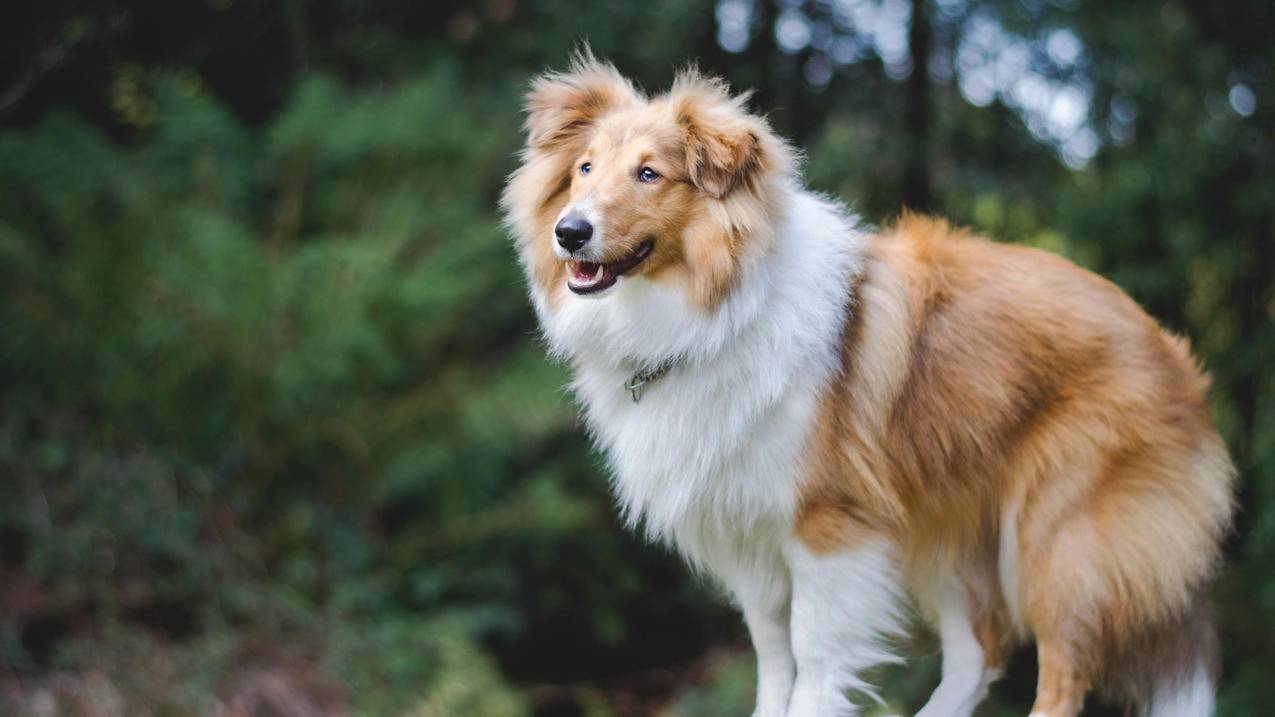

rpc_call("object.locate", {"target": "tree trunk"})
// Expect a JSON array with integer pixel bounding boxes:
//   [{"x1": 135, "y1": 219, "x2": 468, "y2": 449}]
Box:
[{"x1": 903, "y1": 0, "x2": 932, "y2": 211}]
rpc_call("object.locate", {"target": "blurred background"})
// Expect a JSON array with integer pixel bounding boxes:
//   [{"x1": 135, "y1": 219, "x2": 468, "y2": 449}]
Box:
[{"x1": 0, "y1": 0, "x2": 1271, "y2": 715}]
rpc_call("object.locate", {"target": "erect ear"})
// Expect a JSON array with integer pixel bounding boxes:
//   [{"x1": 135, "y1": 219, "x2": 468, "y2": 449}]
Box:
[
  {"x1": 524, "y1": 50, "x2": 641, "y2": 150},
  {"x1": 670, "y1": 70, "x2": 770, "y2": 199}
]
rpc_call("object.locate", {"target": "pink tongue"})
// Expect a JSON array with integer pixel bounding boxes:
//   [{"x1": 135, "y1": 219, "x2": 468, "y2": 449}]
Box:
[{"x1": 575, "y1": 262, "x2": 602, "y2": 280}]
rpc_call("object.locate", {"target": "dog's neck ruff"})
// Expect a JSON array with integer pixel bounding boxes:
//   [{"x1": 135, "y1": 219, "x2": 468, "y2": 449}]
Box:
[{"x1": 538, "y1": 189, "x2": 867, "y2": 553}]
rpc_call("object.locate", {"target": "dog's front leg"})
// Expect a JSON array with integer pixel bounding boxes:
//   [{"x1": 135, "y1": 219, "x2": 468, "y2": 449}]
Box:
[
  {"x1": 784, "y1": 537, "x2": 905, "y2": 717},
  {"x1": 718, "y1": 558, "x2": 795, "y2": 717},
  {"x1": 741, "y1": 596, "x2": 796, "y2": 717}
]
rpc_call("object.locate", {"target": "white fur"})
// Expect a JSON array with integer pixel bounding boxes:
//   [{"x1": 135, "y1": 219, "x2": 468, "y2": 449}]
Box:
[
  {"x1": 785, "y1": 539, "x2": 906, "y2": 717},
  {"x1": 539, "y1": 187, "x2": 865, "y2": 552},
  {"x1": 742, "y1": 598, "x2": 796, "y2": 717},
  {"x1": 1144, "y1": 661, "x2": 1215, "y2": 717},
  {"x1": 531, "y1": 187, "x2": 873, "y2": 715},
  {"x1": 999, "y1": 496, "x2": 1024, "y2": 631},
  {"x1": 915, "y1": 585, "x2": 998, "y2": 717}
]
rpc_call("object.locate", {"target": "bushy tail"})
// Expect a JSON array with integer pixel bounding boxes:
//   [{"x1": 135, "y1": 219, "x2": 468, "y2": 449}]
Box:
[
  {"x1": 1143, "y1": 658, "x2": 1215, "y2": 717},
  {"x1": 1105, "y1": 595, "x2": 1219, "y2": 717}
]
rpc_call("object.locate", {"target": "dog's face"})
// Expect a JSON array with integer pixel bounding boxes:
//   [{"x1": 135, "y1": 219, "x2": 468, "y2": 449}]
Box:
[
  {"x1": 549, "y1": 111, "x2": 693, "y2": 297},
  {"x1": 503, "y1": 55, "x2": 794, "y2": 326}
]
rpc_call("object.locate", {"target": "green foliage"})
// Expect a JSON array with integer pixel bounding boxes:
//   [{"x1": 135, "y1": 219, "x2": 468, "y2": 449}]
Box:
[
  {"x1": 661, "y1": 654, "x2": 757, "y2": 717},
  {"x1": 326, "y1": 613, "x2": 529, "y2": 717},
  {"x1": 0, "y1": 56, "x2": 726, "y2": 714},
  {"x1": 1, "y1": 0, "x2": 1272, "y2": 714}
]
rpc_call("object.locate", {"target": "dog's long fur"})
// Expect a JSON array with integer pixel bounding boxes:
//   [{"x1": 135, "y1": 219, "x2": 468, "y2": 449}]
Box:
[{"x1": 502, "y1": 53, "x2": 1235, "y2": 717}]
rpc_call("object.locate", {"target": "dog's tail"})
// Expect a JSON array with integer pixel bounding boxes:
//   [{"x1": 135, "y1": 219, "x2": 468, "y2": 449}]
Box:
[{"x1": 1103, "y1": 594, "x2": 1219, "y2": 717}]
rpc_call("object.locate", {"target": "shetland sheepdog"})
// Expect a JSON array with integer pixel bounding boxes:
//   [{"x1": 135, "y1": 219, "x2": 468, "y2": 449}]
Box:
[{"x1": 501, "y1": 53, "x2": 1235, "y2": 717}]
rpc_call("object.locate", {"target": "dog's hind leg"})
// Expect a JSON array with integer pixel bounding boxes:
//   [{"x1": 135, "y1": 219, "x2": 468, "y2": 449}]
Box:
[
  {"x1": 1027, "y1": 638, "x2": 1091, "y2": 717},
  {"x1": 914, "y1": 575, "x2": 1009, "y2": 717},
  {"x1": 784, "y1": 536, "x2": 906, "y2": 717}
]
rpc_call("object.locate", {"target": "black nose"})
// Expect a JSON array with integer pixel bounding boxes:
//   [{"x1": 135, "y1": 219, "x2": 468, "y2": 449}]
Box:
[{"x1": 555, "y1": 215, "x2": 593, "y2": 252}]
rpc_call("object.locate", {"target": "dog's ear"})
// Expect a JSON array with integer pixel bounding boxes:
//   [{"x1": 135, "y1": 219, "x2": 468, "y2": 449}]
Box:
[
  {"x1": 524, "y1": 50, "x2": 640, "y2": 150},
  {"x1": 670, "y1": 70, "x2": 771, "y2": 200}
]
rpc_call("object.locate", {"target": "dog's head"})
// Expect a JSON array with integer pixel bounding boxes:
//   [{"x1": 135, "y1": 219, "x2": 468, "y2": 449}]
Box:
[{"x1": 502, "y1": 52, "x2": 796, "y2": 361}]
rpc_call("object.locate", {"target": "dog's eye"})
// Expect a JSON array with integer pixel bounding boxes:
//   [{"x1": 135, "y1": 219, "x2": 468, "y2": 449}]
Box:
[
  {"x1": 638, "y1": 166, "x2": 660, "y2": 183},
  {"x1": 580, "y1": 162, "x2": 592, "y2": 176}
]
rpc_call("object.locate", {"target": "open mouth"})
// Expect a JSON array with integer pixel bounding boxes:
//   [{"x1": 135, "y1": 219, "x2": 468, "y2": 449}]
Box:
[{"x1": 565, "y1": 240, "x2": 654, "y2": 295}]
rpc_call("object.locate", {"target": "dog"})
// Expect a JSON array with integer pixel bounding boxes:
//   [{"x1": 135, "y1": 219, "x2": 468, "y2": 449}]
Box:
[{"x1": 501, "y1": 52, "x2": 1235, "y2": 717}]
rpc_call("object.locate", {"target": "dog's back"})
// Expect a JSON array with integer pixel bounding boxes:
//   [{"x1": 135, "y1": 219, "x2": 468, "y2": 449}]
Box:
[{"x1": 799, "y1": 213, "x2": 1234, "y2": 715}]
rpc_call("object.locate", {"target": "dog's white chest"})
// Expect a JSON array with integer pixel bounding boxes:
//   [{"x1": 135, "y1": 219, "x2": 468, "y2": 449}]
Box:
[
  {"x1": 574, "y1": 353, "x2": 828, "y2": 570},
  {"x1": 547, "y1": 191, "x2": 867, "y2": 573}
]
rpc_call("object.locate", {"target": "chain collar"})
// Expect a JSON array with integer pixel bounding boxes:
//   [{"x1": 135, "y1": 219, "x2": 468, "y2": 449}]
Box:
[{"x1": 623, "y1": 358, "x2": 681, "y2": 403}]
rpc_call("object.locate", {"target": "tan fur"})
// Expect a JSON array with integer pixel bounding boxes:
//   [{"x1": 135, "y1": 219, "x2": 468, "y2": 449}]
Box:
[
  {"x1": 1033, "y1": 641, "x2": 1092, "y2": 716},
  {"x1": 501, "y1": 53, "x2": 795, "y2": 312},
  {"x1": 798, "y1": 213, "x2": 1235, "y2": 712}
]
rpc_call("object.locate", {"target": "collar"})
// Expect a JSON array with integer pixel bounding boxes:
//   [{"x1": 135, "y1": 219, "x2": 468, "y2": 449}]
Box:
[{"x1": 624, "y1": 357, "x2": 681, "y2": 403}]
